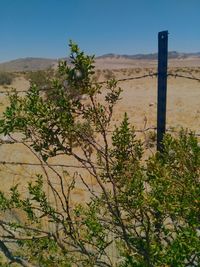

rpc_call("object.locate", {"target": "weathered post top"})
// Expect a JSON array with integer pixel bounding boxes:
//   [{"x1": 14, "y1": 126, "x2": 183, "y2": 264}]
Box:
[{"x1": 158, "y1": 31, "x2": 168, "y2": 73}]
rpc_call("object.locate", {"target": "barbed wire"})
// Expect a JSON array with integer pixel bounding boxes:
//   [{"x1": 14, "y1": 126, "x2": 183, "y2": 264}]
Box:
[
  {"x1": 168, "y1": 73, "x2": 200, "y2": 82},
  {"x1": 0, "y1": 127, "x2": 199, "y2": 169},
  {"x1": 0, "y1": 72, "x2": 158, "y2": 94},
  {"x1": 0, "y1": 71, "x2": 200, "y2": 95},
  {"x1": 0, "y1": 160, "x2": 104, "y2": 170},
  {"x1": 98, "y1": 72, "x2": 158, "y2": 84}
]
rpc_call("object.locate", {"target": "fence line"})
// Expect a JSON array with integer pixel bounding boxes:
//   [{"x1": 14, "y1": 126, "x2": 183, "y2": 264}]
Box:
[
  {"x1": 0, "y1": 72, "x2": 158, "y2": 94},
  {"x1": 0, "y1": 125, "x2": 199, "y2": 144},
  {"x1": 0, "y1": 128, "x2": 199, "y2": 169},
  {"x1": 0, "y1": 71, "x2": 200, "y2": 95},
  {"x1": 0, "y1": 67, "x2": 200, "y2": 168}
]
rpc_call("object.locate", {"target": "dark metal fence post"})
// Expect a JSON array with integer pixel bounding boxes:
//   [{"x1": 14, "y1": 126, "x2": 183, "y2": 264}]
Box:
[{"x1": 157, "y1": 31, "x2": 168, "y2": 152}]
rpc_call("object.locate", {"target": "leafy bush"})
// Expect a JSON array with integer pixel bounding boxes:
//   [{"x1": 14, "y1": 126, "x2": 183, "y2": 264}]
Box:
[
  {"x1": 0, "y1": 72, "x2": 14, "y2": 85},
  {"x1": 0, "y1": 42, "x2": 199, "y2": 266}
]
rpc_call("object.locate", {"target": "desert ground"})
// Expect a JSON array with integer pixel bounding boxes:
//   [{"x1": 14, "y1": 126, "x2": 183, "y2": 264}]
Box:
[{"x1": 0, "y1": 58, "x2": 200, "y2": 199}]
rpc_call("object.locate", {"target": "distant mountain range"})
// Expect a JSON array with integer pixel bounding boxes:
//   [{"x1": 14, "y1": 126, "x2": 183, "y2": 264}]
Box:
[
  {"x1": 0, "y1": 52, "x2": 200, "y2": 72},
  {"x1": 97, "y1": 51, "x2": 200, "y2": 60}
]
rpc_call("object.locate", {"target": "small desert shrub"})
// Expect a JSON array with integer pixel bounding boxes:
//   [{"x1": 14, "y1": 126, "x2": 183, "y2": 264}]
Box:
[
  {"x1": 104, "y1": 69, "x2": 115, "y2": 80},
  {"x1": 0, "y1": 72, "x2": 14, "y2": 85},
  {"x1": 135, "y1": 68, "x2": 141, "y2": 74},
  {"x1": 122, "y1": 69, "x2": 127, "y2": 75},
  {"x1": 92, "y1": 69, "x2": 101, "y2": 82},
  {"x1": 128, "y1": 69, "x2": 134, "y2": 76},
  {"x1": 26, "y1": 69, "x2": 54, "y2": 89},
  {"x1": 145, "y1": 130, "x2": 157, "y2": 148}
]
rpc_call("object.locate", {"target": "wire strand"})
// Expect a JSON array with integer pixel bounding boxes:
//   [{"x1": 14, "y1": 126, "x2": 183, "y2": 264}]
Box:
[
  {"x1": 0, "y1": 71, "x2": 200, "y2": 95},
  {"x1": 168, "y1": 73, "x2": 200, "y2": 82},
  {"x1": 0, "y1": 161, "x2": 103, "y2": 169},
  {"x1": 0, "y1": 73, "x2": 158, "y2": 94}
]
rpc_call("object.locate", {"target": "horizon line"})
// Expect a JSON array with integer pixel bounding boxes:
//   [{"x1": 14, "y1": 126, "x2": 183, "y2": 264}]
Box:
[{"x1": 1, "y1": 50, "x2": 200, "y2": 64}]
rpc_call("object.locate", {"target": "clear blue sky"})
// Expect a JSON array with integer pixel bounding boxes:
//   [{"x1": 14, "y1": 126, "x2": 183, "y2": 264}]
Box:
[{"x1": 0, "y1": 0, "x2": 200, "y2": 62}]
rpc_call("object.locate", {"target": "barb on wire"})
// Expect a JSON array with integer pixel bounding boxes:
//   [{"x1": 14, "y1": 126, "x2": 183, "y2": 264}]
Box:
[
  {"x1": 135, "y1": 126, "x2": 157, "y2": 133},
  {"x1": 168, "y1": 73, "x2": 200, "y2": 82},
  {"x1": 98, "y1": 72, "x2": 158, "y2": 84}
]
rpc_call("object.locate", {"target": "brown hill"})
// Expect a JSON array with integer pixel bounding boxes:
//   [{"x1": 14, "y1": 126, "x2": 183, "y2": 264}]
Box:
[
  {"x1": 0, "y1": 52, "x2": 200, "y2": 72},
  {"x1": 0, "y1": 57, "x2": 57, "y2": 72}
]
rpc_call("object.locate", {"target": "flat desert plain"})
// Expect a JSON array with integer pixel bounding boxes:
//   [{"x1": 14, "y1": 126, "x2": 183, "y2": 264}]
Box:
[{"x1": 0, "y1": 57, "x2": 200, "y2": 200}]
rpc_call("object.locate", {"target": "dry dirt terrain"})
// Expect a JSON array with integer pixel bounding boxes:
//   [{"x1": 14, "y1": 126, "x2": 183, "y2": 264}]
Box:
[{"x1": 0, "y1": 58, "x2": 200, "y2": 200}]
